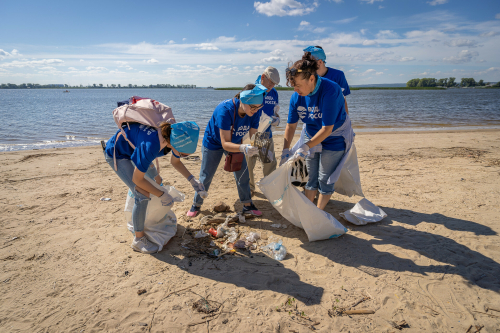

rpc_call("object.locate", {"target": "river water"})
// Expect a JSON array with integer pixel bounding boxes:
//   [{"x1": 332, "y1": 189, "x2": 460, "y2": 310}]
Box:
[{"x1": 0, "y1": 88, "x2": 499, "y2": 151}]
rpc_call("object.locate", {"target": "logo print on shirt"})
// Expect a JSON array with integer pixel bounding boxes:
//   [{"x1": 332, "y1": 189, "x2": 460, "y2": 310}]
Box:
[{"x1": 297, "y1": 106, "x2": 322, "y2": 120}]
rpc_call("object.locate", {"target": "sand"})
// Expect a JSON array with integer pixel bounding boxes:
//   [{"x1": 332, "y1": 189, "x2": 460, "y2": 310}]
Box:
[{"x1": 1, "y1": 130, "x2": 500, "y2": 333}]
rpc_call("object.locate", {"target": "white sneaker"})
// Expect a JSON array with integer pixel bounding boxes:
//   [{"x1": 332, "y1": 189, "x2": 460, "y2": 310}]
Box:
[{"x1": 131, "y1": 236, "x2": 158, "y2": 254}]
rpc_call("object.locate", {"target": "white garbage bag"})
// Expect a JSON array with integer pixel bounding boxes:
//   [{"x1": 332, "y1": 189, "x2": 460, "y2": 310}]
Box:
[
  {"x1": 339, "y1": 198, "x2": 387, "y2": 226},
  {"x1": 258, "y1": 160, "x2": 347, "y2": 242},
  {"x1": 124, "y1": 180, "x2": 185, "y2": 251},
  {"x1": 334, "y1": 144, "x2": 364, "y2": 197}
]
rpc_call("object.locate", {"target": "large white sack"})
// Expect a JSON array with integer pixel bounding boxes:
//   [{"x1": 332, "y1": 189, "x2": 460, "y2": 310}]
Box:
[
  {"x1": 258, "y1": 160, "x2": 347, "y2": 242},
  {"x1": 334, "y1": 143, "x2": 364, "y2": 197},
  {"x1": 339, "y1": 198, "x2": 387, "y2": 226},
  {"x1": 124, "y1": 180, "x2": 185, "y2": 251}
]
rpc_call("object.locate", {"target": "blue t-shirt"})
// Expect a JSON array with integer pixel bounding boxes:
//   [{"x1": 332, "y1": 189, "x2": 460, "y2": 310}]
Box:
[
  {"x1": 322, "y1": 67, "x2": 350, "y2": 97},
  {"x1": 288, "y1": 78, "x2": 346, "y2": 151},
  {"x1": 259, "y1": 88, "x2": 279, "y2": 139},
  {"x1": 105, "y1": 123, "x2": 168, "y2": 172},
  {"x1": 202, "y1": 98, "x2": 260, "y2": 150}
]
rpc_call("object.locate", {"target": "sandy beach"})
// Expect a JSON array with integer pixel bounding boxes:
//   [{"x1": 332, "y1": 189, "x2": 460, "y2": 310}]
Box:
[{"x1": 1, "y1": 129, "x2": 500, "y2": 333}]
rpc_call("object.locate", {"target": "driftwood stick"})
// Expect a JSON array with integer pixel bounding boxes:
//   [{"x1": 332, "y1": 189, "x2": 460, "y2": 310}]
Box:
[{"x1": 344, "y1": 309, "x2": 375, "y2": 315}]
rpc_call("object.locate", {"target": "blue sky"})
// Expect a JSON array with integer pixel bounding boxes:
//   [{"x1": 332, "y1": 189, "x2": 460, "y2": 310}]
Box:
[{"x1": 1, "y1": 0, "x2": 499, "y2": 86}]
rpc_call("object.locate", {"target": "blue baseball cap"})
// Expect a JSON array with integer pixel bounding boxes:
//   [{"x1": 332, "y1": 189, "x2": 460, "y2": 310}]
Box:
[
  {"x1": 170, "y1": 121, "x2": 200, "y2": 154},
  {"x1": 239, "y1": 84, "x2": 267, "y2": 105},
  {"x1": 303, "y1": 46, "x2": 326, "y2": 63}
]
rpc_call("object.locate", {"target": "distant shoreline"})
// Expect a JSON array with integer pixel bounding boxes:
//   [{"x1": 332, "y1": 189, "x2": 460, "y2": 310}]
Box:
[{"x1": 215, "y1": 86, "x2": 500, "y2": 91}]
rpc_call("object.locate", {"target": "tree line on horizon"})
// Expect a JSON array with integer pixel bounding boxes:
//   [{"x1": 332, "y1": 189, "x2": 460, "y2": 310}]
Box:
[
  {"x1": 407, "y1": 77, "x2": 500, "y2": 88},
  {"x1": 0, "y1": 83, "x2": 197, "y2": 89}
]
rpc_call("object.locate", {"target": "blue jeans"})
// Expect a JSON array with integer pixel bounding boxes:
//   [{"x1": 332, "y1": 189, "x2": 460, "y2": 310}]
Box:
[
  {"x1": 193, "y1": 145, "x2": 252, "y2": 207},
  {"x1": 305, "y1": 149, "x2": 345, "y2": 195},
  {"x1": 104, "y1": 152, "x2": 159, "y2": 233}
]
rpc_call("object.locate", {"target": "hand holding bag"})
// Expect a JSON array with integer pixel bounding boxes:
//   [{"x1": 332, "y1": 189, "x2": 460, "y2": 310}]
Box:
[{"x1": 224, "y1": 98, "x2": 245, "y2": 172}]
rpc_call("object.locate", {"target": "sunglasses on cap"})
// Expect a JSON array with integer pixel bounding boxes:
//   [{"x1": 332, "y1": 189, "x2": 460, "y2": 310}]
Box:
[{"x1": 286, "y1": 68, "x2": 312, "y2": 77}]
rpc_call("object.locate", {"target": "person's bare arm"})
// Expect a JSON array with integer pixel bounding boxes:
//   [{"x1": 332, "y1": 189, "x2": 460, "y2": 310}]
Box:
[
  {"x1": 283, "y1": 122, "x2": 298, "y2": 149},
  {"x1": 132, "y1": 168, "x2": 163, "y2": 197},
  {"x1": 170, "y1": 149, "x2": 193, "y2": 179},
  {"x1": 220, "y1": 129, "x2": 242, "y2": 152}
]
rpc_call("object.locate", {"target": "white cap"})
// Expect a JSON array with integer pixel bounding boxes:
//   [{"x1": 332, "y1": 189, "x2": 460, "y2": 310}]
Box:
[{"x1": 263, "y1": 66, "x2": 280, "y2": 85}]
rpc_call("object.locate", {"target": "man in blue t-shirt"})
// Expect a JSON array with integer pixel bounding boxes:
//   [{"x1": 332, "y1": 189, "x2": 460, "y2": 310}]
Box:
[
  {"x1": 303, "y1": 46, "x2": 351, "y2": 115},
  {"x1": 247, "y1": 67, "x2": 281, "y2": 193}
]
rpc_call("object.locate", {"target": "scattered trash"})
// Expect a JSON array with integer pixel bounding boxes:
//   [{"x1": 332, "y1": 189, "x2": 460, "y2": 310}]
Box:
[
  {"x1": 10, "y1": 237, "x2": 19, "y2": 241},
  {"x1": 137, "y1": 322, "x2": 148, "y2": 327},
  {"x1": 199, "y1": 190, "x2": 209, "y2": 199},
  {"x1": 270, "y1": 224, "x2": 281, "y2": 228},
  {"x1": 194, "y1": 230, "x2": 209, "y2": 238},
  {"x1": 210, "y1": 240, "x2": 216, "y2": 246},
  {"x1": 328, "y1": 296, "x2": 373, "y2": 317},
  {"x1": 226, "y1": 229, "x2": 238, "y2": 243},
  {"x1": 213, "y1": 249, "x2": 220, "y2": 256},
  {"x1": 261, "y1": 240, "x2": 287, "y2": 261},
  {"x1": 213, "y1": 201, "x2": 229, "y2": 212},
  {"x1": 137, "y1": 289, "x2": 147, "y2": 295},
  {"x1": 192, "y1": 298, "x2": 221, "y2": 314},
  {"x1": 233, "y1": 239, "x2": 246, "y2": 249},
  {"x1": 100, "y1": 197, "x2": 112, "y2": 201},
  {"x1": 238, "y1": 214, "x2": 246, "y2": 223},
  {"x1": 208, "y1": 228, "x2": 218, "y2": 237},
  {"x1": 340, "y1": 198, "x2": 387, "y2": 226},
  {"x1": 124, "y1": 271, "x2": 129, "y2": 276},
  {"x1": 245, "y1": 232, "x2": 260, "y2": 243}
]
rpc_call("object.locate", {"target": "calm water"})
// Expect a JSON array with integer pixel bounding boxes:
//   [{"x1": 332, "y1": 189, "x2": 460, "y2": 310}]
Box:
[{"x1": 0, "y1": 88, "x2": 499, "y2": 151}]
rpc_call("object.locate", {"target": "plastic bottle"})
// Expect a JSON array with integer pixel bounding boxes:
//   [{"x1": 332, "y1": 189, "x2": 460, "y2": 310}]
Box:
[
  {"x1": 261, "y1": 240, "x2": 287, "y2": 261},
  {"x1": 199, "y1": 190, "x2": 208, "y2": 199}
]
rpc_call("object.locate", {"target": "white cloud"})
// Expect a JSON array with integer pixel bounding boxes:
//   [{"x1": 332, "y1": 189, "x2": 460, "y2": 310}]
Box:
[
  {"x1": 329, "y1": 0, "x2": 342, "y2": 3},
  {"x1": 138, "y1": 71, "x2": 148, "y2": 74},
  {"x1": 0, "y1": 49, "x2": 22, "y2": 60},
  {"x1": 360, "y1": 0, "x2": 383, "y2": 4},
  {"x1": 271, "y1": 49, "x2": 285, "y2": 57},
  {"x1": 258, "y1": 56, "x2": 284, "y2": 63},
  {"x1": 80, "y1": 59, "x2": 84, "y2": 62},
  {"x1": 168, "y1": 40, "x2": 175, "y2": 44},
  {"x1": 360, "y1": 69, "x2": 376, "y2": 76},
  {"x1": 254, "y1": 0, "x2": 318, "y2": 17},
  {"x1": 145, "y1": 58, "x2": 159, "y2": 63},
  {"x1": 428, "y1": 0, "x2": 448, "y2": 5},
  {"x1": 378, "y1": 5, "x2": 384, "y2": 9},
  {"x1": 0, "y1": 59, "x2": 64, "y2": 68},
  {"x1": 376, "y1": 72, "x2": 384, "y2": 75},
  {"x1": 86, "y1": 66, "x2": 108, "y2": 71},
  {"x1": 443, "y1": 50, "x2": 478, "y2": 64},
  {"x1": 333, "y1": 17, "x2": 357, "y2": 24},
  {"x1": 115, "y1": 61, "x2": 128, "y2": 66},
  {"x1": 68, "y1": 67, "x2": 77, "y2": 70},
  {"x1": 376, "y1": 30, "x2": 399, "y2": 39},
  {"x1": 400, "y1": 57, "x2": 416, "y2": 62},
  {"x1": 360, "y1": 29, "x2": 367, "y2": 35},
  {"x1": 445, "y1": 39, "x2": 478, "y2": 47},
  {"x1": 183, "y1": 38, "x2": 187, "y2": 41},
  {"x1": 195, "y1": 43, "x2": 219, "y2": 50},
  {"x1": 496, "y1": 13, "x2": 500, "y2": 19},
  {"x1": 479, "y1": 31, "x2": 499, "y2": 37},
  {"x1": 215, "y1": 36, "x2": 236, "y2": 43},
  {"x1": 299, "y1": 21, "x2": 310, "y2": 28},
  {"x1": 362, "y1": 40, "x2": 378, "y2": 45}
]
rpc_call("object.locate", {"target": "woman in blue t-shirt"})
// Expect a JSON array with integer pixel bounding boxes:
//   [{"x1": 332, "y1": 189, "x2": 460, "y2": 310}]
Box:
[
  {"x1": 280, "y1": 52, "x2": 348, "y2": 210},
  {"x1": 104, "y1": 121, "x2": 203, "y2": 254},
  {"x1": 187, "y1": 84, "x2": 267, "y2": 217}
]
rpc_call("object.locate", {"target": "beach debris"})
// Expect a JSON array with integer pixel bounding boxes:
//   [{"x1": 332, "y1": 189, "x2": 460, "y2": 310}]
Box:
[
  {"x1": 208, "y1": 228, "x2": 218, "y2": 237},
  {"x1": 270, "y1": 223, "x2": 281, "y2": 228},
  {"x1": 100, "y1": 197, "x2": 112, "y2": 201},
  {"x1": 274, "y1": 297, "x2": 320, "y2": 330},
  {"x1": 194, "y1": 230, "x2": 208, "y2": 238},
  {"x1": 239, "y1": 214, "x2": 246, "y2": 223},
  {"x1": 245, "y1": 232, "x2": 260, "y2": 243},
  {"x1": 328, "y1": 296, "x2": 373, "y2": 317},
  {"x1": 484, "y1": 304, "x2": 500, "y2": 313},
  {"x1": 261, "y1": 240, "x2": 287, "y2": 261},
  {"x1": 222, "y1": 319, "x2": 228, "y2": 324},
  {"x1": 192, "y1": 298, "x2": 221, "y2": 314},
  {"x1": 137, "y1": 289, "x2": 147, "y2": 295},
  {"x1": 10, "y1": 237, "x2": 19, "y2": 241},
  {"x1": 213, "y1": 201, "x2": 229, "y2": 212},
  {"x1": 466, "y1": 324, "x2": 484, "y2": 333},
  {"x1": 124, "y1": 271, "x2": 129, "y2": 276},
  {"x1": 137, "y1": 322, "x2": 148, "y2": 327},
  {"x1": 198, "y1": 190, "x2": 208, "y2": 199},
  {"x1": 226, "y1": 229, "x2": 238, "y2": 243},
  {"x1": 233, "y1": 239, "x2": 246, "y2": 249},
  {"x1": 389, "y1": 320, "x2": 409, "y2": 330}
]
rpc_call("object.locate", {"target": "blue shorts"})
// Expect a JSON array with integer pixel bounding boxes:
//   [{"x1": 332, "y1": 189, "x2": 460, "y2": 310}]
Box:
[{"x1": 305, "y1": 149, "x2": 345, "y2": 195}]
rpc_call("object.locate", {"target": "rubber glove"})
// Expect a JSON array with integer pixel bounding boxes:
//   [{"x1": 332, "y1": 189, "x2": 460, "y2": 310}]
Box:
[
  {"x1": 188, "y1": 175, "x2": 205, "y2": 192},
  {"x1": 279, "y1": 148, "x2": 290, "y2": 166},
  {"x1": 159, "y1": 191, "x2": 174, "y2": 207},
  {"x1": 292, "y1": 144, "x2": 310, "y2": 161},
  {"x1": 239, "y1": 144, "x2": 259, "y2": 157},
  {"x1": 271, "y1": 116, "x2": 280, "y2": 128}
]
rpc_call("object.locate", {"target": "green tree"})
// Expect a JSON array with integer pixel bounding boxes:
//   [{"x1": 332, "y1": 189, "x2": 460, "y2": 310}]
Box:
[
  {"x1": 461, "y1": 78, "x2": 476, "y2": 87},
  {"x1": 478, "y1": 80, "x2": 484, "y2": 86},
  {"x1": 99, "y1": 83, "x2": 103, "y2": 88},
  {"x1": 437, "y1": 78, "x2": 448, "y2": 87},
  {"x1": 417, "y1": 78, "x2": 437, "y2": 87},
  {"x1": 447, "y1": 77, "x2": 456, "y2": 87},
  {"x1": 406, "y1": 79, "x2": 420, "y2": 87}
]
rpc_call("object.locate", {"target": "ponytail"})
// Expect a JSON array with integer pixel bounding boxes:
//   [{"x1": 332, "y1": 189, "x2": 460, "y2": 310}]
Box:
[{"x1": 159, "y1": 122, "x2": 172, "y2": 143}]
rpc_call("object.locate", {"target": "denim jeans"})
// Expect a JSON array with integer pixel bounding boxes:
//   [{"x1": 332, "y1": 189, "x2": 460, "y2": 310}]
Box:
[
  {"x1": 305, "y1": 149, "x2": 345, "y2": 195},
  {"x1": 193, "y1": 145, "x2": 252, "y2": 207},
  {"x1": 104, "y1": 152, "x2": 159, "y2": 233}
]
